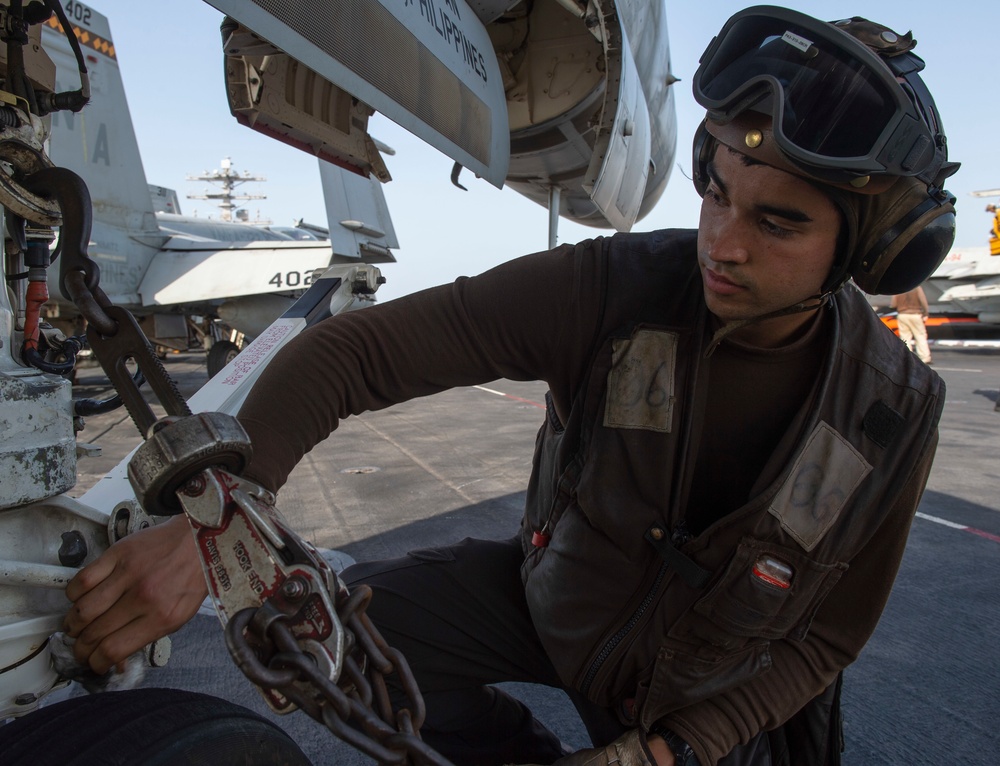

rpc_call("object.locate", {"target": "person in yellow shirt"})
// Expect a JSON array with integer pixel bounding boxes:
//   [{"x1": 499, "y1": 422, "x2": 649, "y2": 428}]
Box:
[{"x1": 987, "y1": 203, "x2": 999, "y2": 256}]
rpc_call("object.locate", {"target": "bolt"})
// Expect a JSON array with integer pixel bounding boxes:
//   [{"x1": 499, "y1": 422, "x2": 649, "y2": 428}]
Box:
[
  {"x1": 182, "y1": 473, "x2": 207, "y2": 497},
  {"x1": 281, "y1": 578, "x2": 307, "y2": 601},
  {"x1": 113, "y1": 510, "x2": 131, "y2": 540},
  {"x1": 650, "y1": 527, "x2": 665, "y2": 541},
  {"x1": 58, "y1": 530, "x2": 88, "y2": 567}
]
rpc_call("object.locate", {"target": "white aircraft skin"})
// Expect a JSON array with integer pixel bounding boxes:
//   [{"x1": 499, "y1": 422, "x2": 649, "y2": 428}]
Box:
[
  {"x1": 934, "y1": 251, "x2": 1000, "y2": 323},
  {"x1": 492, "y1": 0, "x2": 678, "y2": 228},
  {"x1": 40, "y1": 9, "x2": 396, "y2": 356},
  {"x1": 928, "y1": 195, "x2": 1000, "y2": 323},
  {"x1": 209, "y1": 0, "x2": 678, "y2": 236}
]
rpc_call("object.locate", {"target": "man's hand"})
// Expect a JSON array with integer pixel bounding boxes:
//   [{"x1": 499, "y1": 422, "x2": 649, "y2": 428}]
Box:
[
  {"x1": 512, "y1": 729, "x2": 674, "y2": 766},
  {"x1": 64, "y1": 515, "x2": 207, "y2": 674}
]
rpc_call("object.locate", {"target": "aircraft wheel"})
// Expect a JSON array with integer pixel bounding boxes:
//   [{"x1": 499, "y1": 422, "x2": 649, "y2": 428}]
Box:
[
  {"x1": 207, "y1": 339, "x2": 240, "y2": 378},
  {"x1": 0, "y1": 688, "x2": 313, "y2": 766}
]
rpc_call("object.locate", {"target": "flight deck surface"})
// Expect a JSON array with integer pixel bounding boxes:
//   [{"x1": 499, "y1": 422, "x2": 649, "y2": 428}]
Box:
[{"x1": 68, "y1": 347, "x2": 1000, "y2": 765}]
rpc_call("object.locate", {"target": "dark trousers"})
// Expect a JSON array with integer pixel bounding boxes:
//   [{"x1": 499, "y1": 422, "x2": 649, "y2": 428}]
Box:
[{"x1": 343, "y1": 536, "x2": 772, "y2": 766}]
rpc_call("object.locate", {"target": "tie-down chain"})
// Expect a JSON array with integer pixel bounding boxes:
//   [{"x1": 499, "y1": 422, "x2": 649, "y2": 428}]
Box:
[{"x1": 128, "y1": 412, "x2": 453, "y2": 766}]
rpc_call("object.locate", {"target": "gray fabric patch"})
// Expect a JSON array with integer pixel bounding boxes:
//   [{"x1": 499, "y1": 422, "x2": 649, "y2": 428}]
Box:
[
  {"x1": 604, "y1": 329, "x2": 678, "y2": 432},
  {"x1": 768, "y1": 422, "x2": 872, "y2": 551}
]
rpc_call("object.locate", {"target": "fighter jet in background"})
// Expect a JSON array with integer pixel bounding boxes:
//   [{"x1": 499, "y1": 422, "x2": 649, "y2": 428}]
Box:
[
  {"x1": 41, "y1": 9, "x2": 399, "y2": 376},
  {"x1": 930, "y1": 190, "x2": 1000, "y2": 324}
]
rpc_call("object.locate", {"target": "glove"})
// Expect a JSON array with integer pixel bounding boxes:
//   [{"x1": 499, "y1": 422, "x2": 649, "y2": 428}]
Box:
[
  {"x1": 511, "y1": 728, "x2": 659, "y2": 766},
  {"x1": 50, "y1": 631, "x2": 147, "y2": 693}
]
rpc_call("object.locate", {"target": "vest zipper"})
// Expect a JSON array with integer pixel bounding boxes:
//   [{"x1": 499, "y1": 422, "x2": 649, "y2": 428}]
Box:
[{"x1": 580, "y1": 560, "x2": 669, "y2": 696}]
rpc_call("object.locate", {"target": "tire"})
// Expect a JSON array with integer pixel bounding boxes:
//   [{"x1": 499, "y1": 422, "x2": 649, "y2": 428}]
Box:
[
  {"x1": 0, "y1": 688, "x2": 313, "y2": 766},
  {"x1": 207, "y1": 340, "x2": 240, "y2": 378}
]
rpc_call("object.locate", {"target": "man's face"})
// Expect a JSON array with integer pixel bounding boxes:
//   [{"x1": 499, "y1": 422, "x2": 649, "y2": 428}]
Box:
[{"x1": 697, "y1": 146, "x2": 842, "y2": 347}]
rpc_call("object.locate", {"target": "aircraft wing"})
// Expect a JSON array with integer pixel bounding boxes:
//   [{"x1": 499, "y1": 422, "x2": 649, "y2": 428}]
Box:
[
  {"x1": 138, "y1": 239, "x2": 340, "y2": 306},
  {"x1": 931, "y1": 246, "x2": 993, "y2": 280}
]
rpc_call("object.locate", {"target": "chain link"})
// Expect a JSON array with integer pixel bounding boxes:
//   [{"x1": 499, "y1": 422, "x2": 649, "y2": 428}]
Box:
[
  {"x1": 22, "y1": 165, "x2": 192, "y2": 433},
  {"x1": 226, "y1": 584, "x2": 454, "y2": 766}
]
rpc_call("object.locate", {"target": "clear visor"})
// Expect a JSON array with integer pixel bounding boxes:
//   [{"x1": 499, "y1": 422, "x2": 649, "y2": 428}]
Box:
[{"x1": 696, "y1": 16, "x2": 901, "y2": 160}]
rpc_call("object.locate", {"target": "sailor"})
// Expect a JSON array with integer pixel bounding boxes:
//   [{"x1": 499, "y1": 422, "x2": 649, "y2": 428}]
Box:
[{"x1": 64, "y1": 7, "x2": 958, "y2": 765}]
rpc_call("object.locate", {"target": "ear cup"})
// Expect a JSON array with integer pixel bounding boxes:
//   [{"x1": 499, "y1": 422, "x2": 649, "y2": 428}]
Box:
[
  {"x1": 850, "y1": 177, "x2": 957, "y2": 294},
  {"x1": 691, "y1": 121, "x2": 714, "y2": 197},
  {"x1": 856, "y1": 210, "x2": 956, "y2": 294}
]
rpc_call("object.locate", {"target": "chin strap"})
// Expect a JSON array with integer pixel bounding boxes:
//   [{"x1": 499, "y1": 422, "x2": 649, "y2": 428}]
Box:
[{"x1": 704, "y1": 291, "x2": 834, "y2": 357}]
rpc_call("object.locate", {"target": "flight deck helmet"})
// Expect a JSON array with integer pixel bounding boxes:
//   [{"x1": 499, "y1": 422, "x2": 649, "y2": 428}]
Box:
[{"x1": 690, "y1": 6, "x2": 959, "y2": 295}]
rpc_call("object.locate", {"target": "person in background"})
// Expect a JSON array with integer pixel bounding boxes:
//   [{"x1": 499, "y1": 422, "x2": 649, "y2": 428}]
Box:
[
  {"x1": 891, "y1": 285, "x2": 932, "y2": 364},
  {"x1": 986, "y1": 203, "x2": 1000, "y2": 256}
]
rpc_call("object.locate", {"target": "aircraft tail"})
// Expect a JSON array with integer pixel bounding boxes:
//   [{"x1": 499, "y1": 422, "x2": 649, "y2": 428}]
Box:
[
  {"x1": 41, "y1": 6, "x2": 158, "y2": 234},
  {"x1": 320, "y1": 160, "x2": 398, "y2": 263}
]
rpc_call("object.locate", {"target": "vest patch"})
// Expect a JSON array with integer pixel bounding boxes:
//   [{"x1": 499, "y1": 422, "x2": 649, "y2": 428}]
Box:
[
  {"x1": 768, "y1": 422, "x2": 872, "y2": 551},
  {"x1": 604, "y1": 329, "x2": 678, "y2": 432},
  {"x1": 863, "y1": 400, "x2": 904, "y2": 448}
]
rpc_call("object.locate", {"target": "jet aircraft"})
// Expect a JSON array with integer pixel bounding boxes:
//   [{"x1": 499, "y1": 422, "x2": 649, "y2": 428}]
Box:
[{"x1": 40, "y1": 9, "x2": 399, "y2": 376}]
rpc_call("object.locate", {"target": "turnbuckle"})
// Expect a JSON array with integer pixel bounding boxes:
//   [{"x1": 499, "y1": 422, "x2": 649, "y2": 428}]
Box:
[{"x1": 127, "y1": 412, "x2": 452, "y2": 764}]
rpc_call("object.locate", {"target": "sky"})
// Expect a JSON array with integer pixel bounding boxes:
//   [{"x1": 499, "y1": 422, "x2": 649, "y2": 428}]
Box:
[{"x1": 82, "y1": 0, "x2": 998, "y2": 302}]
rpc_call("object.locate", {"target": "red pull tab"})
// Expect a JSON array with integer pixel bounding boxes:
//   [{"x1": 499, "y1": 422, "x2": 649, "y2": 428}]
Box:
[
  {"x1": 531, "y1": 530, "x2": 550, "y2": 548},
  {"x1": 752, "y1": 555, "x2": 793, "y2": 589}
]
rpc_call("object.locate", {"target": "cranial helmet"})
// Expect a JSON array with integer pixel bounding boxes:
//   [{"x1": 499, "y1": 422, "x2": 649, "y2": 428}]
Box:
[{"x1": 690, "y1": 6, "x2": 959, "y2": 295}]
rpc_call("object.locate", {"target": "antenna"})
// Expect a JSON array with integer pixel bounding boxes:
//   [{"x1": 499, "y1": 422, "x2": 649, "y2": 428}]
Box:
[{"x1": 186, "y1": 157, "x2": 271, "y2": 223}]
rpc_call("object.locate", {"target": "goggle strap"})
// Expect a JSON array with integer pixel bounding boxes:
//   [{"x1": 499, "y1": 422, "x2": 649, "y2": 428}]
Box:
[{"x1": 884, "y1": 51, "x2": 925, "y2": 77}]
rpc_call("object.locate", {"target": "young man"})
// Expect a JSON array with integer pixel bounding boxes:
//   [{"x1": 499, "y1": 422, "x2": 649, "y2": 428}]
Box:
[{"x1": 63, "y1": 8, "x2": 957, "y2": 766}]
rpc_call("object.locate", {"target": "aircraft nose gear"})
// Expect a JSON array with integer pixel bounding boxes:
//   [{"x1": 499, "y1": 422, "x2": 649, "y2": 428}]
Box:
[{"x1": 127, "y1": 413, "x2": 453, "y2": 766}]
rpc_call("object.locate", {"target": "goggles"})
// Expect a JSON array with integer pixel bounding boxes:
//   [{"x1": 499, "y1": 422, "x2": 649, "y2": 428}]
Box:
[{"x1": 693, "y1": 6, "x2": 945, "y2": 184}]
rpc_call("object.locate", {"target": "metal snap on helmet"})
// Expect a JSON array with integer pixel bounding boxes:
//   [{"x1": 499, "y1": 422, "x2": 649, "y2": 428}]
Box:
[{"x1": 691, "y1": 6, "x2": 960, "y2": 295}]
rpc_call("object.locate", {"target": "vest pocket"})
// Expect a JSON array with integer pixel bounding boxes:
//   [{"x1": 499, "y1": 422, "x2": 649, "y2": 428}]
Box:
[
  {"x1": 692, "y1": 537, "x2": 847, "y2": 642},
  {"x1": 640, "y1": 641, "x2": 772, "y2": 725}
]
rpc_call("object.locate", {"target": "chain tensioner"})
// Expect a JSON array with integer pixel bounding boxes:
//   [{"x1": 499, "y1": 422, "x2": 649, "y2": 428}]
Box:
[{"x1": 128, "y1": 412, "x2": 453, "y2": 766}]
